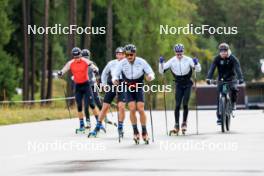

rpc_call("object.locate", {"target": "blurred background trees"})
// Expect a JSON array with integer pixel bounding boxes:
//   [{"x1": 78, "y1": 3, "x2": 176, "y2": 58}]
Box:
[{"x1": 0, "y1": 0, "x2": 264, "y2": 105}]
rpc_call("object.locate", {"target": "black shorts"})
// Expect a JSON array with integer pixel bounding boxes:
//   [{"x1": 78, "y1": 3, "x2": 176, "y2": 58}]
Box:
[
  {"x1": 103, "y1": 83, "x2": 126, "y2": 104},
  {"x1": 126, "y1": 88, "x2": 144, "y2": 103}
]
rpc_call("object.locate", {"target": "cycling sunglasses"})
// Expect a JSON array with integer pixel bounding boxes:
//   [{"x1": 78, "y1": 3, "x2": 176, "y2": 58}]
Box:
[
  {"x1": 125, "y1": 53, "x2": 134, "y2": 57},
  {"x1": 176, "y1": 52, "x2": 183, "y2": 56}
]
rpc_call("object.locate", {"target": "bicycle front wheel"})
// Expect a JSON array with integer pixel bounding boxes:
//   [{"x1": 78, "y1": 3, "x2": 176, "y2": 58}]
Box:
[{"x1": 220, "y1": 97, "x2": 226, "y2": 133}]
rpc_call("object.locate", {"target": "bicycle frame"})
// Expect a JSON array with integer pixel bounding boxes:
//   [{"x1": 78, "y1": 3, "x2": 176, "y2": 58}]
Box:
[
  {"x1": 213, "y1": 80, "x2": 235, "y2": 132},
  {"x1": 218, "y1": 82, "x2": 232, "y2": 116}
]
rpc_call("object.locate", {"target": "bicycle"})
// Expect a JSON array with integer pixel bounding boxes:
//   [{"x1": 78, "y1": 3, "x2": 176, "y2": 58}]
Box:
[{"x1": 212, "y1": 79, "x2": 236, "y2": 133}]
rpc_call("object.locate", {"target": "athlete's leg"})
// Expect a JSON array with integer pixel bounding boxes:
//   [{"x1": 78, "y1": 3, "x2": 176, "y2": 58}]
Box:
[
  {"x1": 75, "y1": 86, "x2": 85, "y2": 128},
  {"x1": 182, "y1": 85, "x2": 192, "y2": 123},
  {"x1": 174, "y1": 85, "x2": 184, "y2": 128}
]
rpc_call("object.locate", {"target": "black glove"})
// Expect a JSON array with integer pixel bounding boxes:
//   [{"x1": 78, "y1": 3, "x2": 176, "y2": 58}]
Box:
[
  {"x1": 238, "y1": 79, "x2": 244, "y2": 84},
  {"x1": 58, "y1": 71, "x2": 63, "y2": 77},
  {"x1": 206, "y1": 79, "x2": 211, "y2": 85}
]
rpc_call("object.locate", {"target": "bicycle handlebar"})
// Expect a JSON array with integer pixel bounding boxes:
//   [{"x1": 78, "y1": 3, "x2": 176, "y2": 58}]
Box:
[{"x1": 211, "y1": 79, "x2": 238, "y2": 85}]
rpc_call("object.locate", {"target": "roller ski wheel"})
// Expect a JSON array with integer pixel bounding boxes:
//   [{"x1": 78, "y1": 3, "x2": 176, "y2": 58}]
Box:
[
  {"x1": 100, "y1": 126, "x2": 106, "y2": 133},
  {"x1": 181, "y1": 123, "x2": 187, "y2": 135},
  {"x1": 133, "y1": 133, "x2": 140, "y2": 145},
  {"x1": 88, "y1": 130, "x2": 98, "y2": 138},
  {"x1": 75, "y1": 127, "x2": 86, "y2": 134},
  {"x1": 105, "y1": 120, "x2": 117, "y2": 127},
  {"x1": 169, "y1": 128, "x2": 179, "y2": 136},
  {"x1": 118, "y1": 129, "x2": 124, "y2": 143},
  {"x1": 142, "y1": 133, "x2": 149, "y2": 145},
  {"x1": 84, "y1": 125, "x2": 91, "y2": 132}
]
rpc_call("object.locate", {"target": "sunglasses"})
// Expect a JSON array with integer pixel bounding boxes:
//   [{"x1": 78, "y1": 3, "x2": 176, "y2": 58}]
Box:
[
  {"x1": 125, "y1": 53, "x2": 134, "y2": 57},
  {"x1": 219, "y1": 49, "x2": 228, "y2": 53},
  {"x1": 176, "y1": 53, "x2": 183, "y2": 56}
]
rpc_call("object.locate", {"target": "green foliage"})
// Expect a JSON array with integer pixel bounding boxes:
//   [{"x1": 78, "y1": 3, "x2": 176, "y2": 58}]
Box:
[
  {"x1": 1, "y1": 0, "x2": 264, "y2": 101},
  {"x1": 0, "y1": 0, "x2": 17, "y2": 100},
  {"x1": 196, "y1": 0, "x2": 264, "y2": 80},
  {"x1": 0, "y1": 0, "x2": 13, "y2": 46},
  {"x1": 0, "y1": 50, "x2": 17, "y2": 100}
]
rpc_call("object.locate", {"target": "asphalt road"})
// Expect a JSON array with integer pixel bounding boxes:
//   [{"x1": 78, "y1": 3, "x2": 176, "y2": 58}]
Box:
[{"x1": 0, "y1": 110, "x2": 263, "y2": 176}]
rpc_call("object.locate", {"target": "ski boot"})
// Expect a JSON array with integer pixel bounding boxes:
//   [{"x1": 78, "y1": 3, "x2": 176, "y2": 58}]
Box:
[
  {"x1": 85, "y1": 121, "x2": 91, "y2": 130},
  {"x1": 88, "y1": 123, "x2": 105, "y2": 138},
  {"x1": 118, "y1": 124, "x2": 124, "y2": 143},
  {"x1": 169, "y1": 124, "x2": 180, "y2": 136},
  {"x1": 142, "y1": 132, "x2": 149, "y2": 145},
  {"x1": 88, "y1": 129, "x2": 98, "y2": 138},
  {"x1": 118, "y1": 127, "x2": 124, "y2": 143},
  {"x1": 133, "y1": 133, "x2": 140, "y2": 145},
  {"x1": 100, "y1": 124, "x2": 106, "y2": 133},
  {"x1": 75, "y1": 126, "x2": 86, "y2": 134},
  {"x1": 217, "y1": 118, "x2": 222, "y2": 125},
  {"x1": 181, "y1": 122, "x2": 187, "y2": 135}
]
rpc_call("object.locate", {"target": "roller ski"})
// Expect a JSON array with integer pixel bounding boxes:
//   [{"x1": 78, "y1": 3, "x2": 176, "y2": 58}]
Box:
[
  {"x1": 142, "y1": 132, "x2": 149, "y2": 145},
  {"x1": 75, "y1": 119, "x2": 87, "y2": 134},
  {"x1": 75, "y1": 127, "x2": 86, "y2": 134},
  {"x1": 181, "y1": 122, "x2": 187, "y2": 135},
  {"x1": 133, "y1": 133, "x2": 140, "y2": 145},
  {"x1": 118, "y1": 124, "x2": 124, "y2": 143},
  {"x1": 88, "y1": 123, "x2": 106, "y2": 138},
  {"x1": 105, "y1": 118, "x2": 117, "y2": 127},
  {"x1": 169, "y1": 124, "x2": 180, "y2": 136},
  {"x1": 118, "y1": 128, "x2": 124, "y2": 143}
]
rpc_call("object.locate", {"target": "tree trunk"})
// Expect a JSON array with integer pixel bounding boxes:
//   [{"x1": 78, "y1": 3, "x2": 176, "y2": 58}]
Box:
[
  {"x1": 22, "y1": 0, "x2": 29, "y2": 101},
  {"x1": 83, "y1": 0, "x2": 92, "y2": 49},
  {"x1": 41, "y1": 0, "x2": 49, "y2": 102},
  {"x1": 46, "y1": 0, "x2": 55, "y2": 100},
  {"x1": 67, "y1": 0, "x2": 77, "y2": 105},
  {"x1": 29, "y1": 0, "x2": 35, "y2": 101},
  {"x1": 46, "y1": 38, "x2": 53, "y2": 100},
  {"x1": 106, "y1": 0, "x2": 113, "y2": 61}
]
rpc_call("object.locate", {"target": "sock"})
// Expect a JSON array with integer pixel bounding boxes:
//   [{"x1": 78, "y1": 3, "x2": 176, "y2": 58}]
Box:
[
  {"x1": 132, "y1": 124, "x2": 139, "y2": 134},
  {"x1": 118, "y1": 121, "x2": 123, "y2": 129},
  {"x1": 95, "y1": 115, "x2": 98, "y2": 122},
  {"x1": 80, "y1": 119, "x2": 84, "y2": 128},
  {"x1": 86, "y1": 118, "x2": 90, "y2": 122},
  {"x1": 95, "y1": 121, "x2": 102, "y2": 130},
  {"x1": 142, "y1": 125, "x2": 147, "y2": 134}
]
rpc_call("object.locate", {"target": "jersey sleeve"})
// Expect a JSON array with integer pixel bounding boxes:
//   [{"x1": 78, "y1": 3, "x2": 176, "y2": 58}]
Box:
[
  {"x1": 159, "y1": 58, "x2": 172, "y2": 74},
  {"x1": 143, "y1": 59, "x2": 155, "y2": 81},
  {"x1": 90, "y1": 62, "x2": 99, "y2": 73},
  {"x1": 207, "y1": 57, "x2": 217, "y2": 79},
  {"x1": 101, "y1": 62, "x2": 111, "y2": 86},
  {"x1": 112, "y1": 61, "x2": 123, "y2": 83},
  {"x1": 188, "y1": 57, "x2": 201, "y2": 72},
  {"x1": 61, "y1": 60, "x2": 72, "y2": 75}
]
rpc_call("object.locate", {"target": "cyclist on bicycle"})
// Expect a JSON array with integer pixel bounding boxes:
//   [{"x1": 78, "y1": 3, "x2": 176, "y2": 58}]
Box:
[{"x1": 206, "y1": 43, "x2": 244, "y2": 125}]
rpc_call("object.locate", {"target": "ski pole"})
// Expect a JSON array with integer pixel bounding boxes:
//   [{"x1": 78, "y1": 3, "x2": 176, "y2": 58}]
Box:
[
  {"x1": 63, "y1": 84, "x2": 72, "y2": 119},
  {"x1": 194, "y1": 70, "x2": 199, "y2": 135},
  {"x1": 116, "y1": 87, "x2": 122, "y2": 143},
  {"x1": 161, "y1": 59, "x2": 168, "y2": 136},
  {"x1": 148, "y1": 84, "x2": 155, "y2": 142}
]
